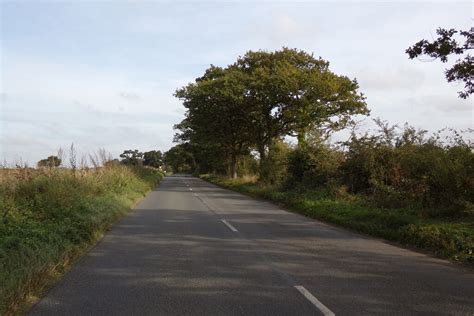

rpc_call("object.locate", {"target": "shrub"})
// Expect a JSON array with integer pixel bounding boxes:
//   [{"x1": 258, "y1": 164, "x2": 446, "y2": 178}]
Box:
[
  {"x1": 342, "y1": 121, "x2": 474, "y2": 215},
  {"x1": 259, "y1": 139, "x2": 291, "y2": 186},
  {"x1": 286, "y1": 141, "x2": 343, "y2": 190},
  {"x1": 237, "y1": 154, "x2": 259, "y2": 177}
]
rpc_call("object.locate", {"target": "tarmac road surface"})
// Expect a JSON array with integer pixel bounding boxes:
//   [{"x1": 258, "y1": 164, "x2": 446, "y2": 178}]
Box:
[{"x1": 29, "y1": 175, "x2": 474, "y2": 315}]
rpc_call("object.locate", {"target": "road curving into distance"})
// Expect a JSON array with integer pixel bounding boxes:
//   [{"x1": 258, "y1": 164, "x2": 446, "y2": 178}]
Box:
[{"x1": 29, "y1": 175, "x2": 474, "y2": 315}]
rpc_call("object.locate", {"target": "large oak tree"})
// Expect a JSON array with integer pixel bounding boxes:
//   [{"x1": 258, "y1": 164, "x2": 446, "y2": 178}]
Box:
[
  {"x1": 233, "y1": 48, "x2": 368, "y2": 169},
  {"x1": 175, "y1": 66, "x2": 253, "y2": 178},
  {"x1": 174, "y1": 48, "x2": 368, "y2": 179}
]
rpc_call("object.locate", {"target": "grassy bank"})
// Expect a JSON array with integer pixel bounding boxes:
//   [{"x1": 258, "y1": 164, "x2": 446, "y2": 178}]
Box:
[
  {"x1": 0, "y1": 165, "x2": 163, "y2": 315},
  {"x1": 202, "y1": 175, "x2": 474, "y2": 266}
]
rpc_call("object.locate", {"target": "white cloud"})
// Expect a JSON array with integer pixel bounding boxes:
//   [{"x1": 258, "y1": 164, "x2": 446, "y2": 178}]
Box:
[
  {"x1": 3, "y1": 53, "x2": 183, "y2": 115},
  {"x1": 357, "y1": 66, "x2": 425, "y2": 92},
  {"x1": 119, "y1": 92, "x2": 142, "y2": 102},
  {"x1": 423, "y1": 94, "x2": 473, "y2": 114},
  {"x1": 275, "y1": 15, "x2": 300, "y2": 36},
  {"x1": 1, "y1": 53, "x2": 184, "y2": 164}
]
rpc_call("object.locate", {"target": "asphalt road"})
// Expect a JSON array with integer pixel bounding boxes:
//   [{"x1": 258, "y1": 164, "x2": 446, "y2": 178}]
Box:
[{"x1": 29, "y1": 175, "x2": 474, "y2": 315}]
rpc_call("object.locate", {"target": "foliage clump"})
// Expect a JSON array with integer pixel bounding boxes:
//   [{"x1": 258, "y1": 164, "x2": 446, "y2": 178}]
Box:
[
  {"x1": 406, "y1": 27, "x2": 473, "y2": 99},
  {"x1": 37, "y1": 156, "x2": 61, "y2": 168},
  {"x1": 119, "y1": 149, "x2": 164, "y2": 169},
  {"x1": 173, "y1": 47, "x2": 368, "y2": 179},
  {"x1": 340, "y1": 122, "x2": 473, "y2": 215}
]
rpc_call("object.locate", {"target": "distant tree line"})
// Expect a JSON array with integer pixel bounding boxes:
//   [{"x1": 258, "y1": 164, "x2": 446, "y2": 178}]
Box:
[
  {"x1": 118, "y1": 149, "x2": 164, "y2": 168},
  {"x1": 36, "y1": 149, "x2": 165, "y2": 170},
  {"x1": 37, "y1": 156, "x2": 62, "y2": 168}
]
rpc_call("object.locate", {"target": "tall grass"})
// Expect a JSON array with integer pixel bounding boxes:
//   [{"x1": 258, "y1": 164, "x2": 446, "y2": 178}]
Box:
[{"x1": 0, "y1": 164, "x2": 163, "y2": 315}]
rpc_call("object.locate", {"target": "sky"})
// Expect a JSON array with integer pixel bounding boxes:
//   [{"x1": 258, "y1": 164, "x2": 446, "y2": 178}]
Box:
[{"x1": 1, "y1": 0, "x2": 472, "y2": 165}]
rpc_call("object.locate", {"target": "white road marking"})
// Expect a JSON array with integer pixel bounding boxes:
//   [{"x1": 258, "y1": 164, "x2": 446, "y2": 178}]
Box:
[
  {"x1": 193, "y1": 193, "x2": 198, "y2": 197},
  {"x1": 221, "y1": 219, "x2": 238, "y2": 232},
  {"x1": 189, "y1": 188, "x2": 193, "y2": 191},
  {"x1": 294, "y1": 286, "x2": 335, "y2": 316}
]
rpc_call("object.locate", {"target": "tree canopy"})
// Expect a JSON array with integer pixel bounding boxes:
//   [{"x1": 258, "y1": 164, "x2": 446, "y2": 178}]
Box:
[
  {"x1": 174, "y1": 48, "x2": 368, "y2": 180},
  {"x1": 163, "y1": 144, "x2": 196, "y2": 173},
  {"x1": 175, "y1": 66, "x2": 254, "y2": 178},
  {"x1": 406, "y1": 27, "x2": 473, "y2": 99},
  {"x1": 37, "y1": 156, "x2": 61, "y2": 168},
  {"x1": 232, "y1": 48, "x2": 368, "y2": 153},
  {"x1": 120, "y1": 149, "x2": 143, "y2": 166},
  {"x1": 143, "y1": 150, "x2": 163, "y2": 168},
  {"x1": 119, "y1": 149, "x2": 164, "y2": 168}
]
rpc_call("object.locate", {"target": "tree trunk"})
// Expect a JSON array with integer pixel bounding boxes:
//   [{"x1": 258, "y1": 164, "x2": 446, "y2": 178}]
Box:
[
  {"x1": 230, "y1": 153, "x2": 238, "y2": 179},
  {"x1": 257, "y1": 144, "x2": 266, "y2": 176}
]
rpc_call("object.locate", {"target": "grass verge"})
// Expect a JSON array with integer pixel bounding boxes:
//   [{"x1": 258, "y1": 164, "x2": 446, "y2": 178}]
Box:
[
  {"x1": 202, "y1": 175, "x2": 474, "y2": 266},
  {"x1": 0, "y1": 165, "x2": 163, "y2": 315}
]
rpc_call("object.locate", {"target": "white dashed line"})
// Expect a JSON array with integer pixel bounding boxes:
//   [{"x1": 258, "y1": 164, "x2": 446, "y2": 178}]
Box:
[
  {"x1": 193, "y1": 193, "x2": 198, "y2": 197},
  {"x1": 221, "y1": 219, "x2": 238, "y2": 232},
  {"x1": 294, "y1": 286, "x2": 335, "y2": 316},
  {"x1": 189, "y1": 188, "x2": 193, "y2": 191}
]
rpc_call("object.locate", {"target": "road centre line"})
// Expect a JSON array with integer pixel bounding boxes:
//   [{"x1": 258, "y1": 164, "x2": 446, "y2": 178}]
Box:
[
  {"x1": 221, "y1": 219, "x2": 238, "y2": 232},
  {"x1": 294, "y1": 286, "x2": 335, "y2": 316}
]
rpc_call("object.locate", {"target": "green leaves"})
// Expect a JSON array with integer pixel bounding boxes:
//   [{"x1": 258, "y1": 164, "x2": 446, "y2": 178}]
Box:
[
  {"x1": 174, "y1": 48, "x2": 368, "y2": 179},
  {"x1": 143, "y1": 150, "x2": 163, "y2": 168},
  {"x1": 37, "y1": 156, "x2": 61, "y2": 168},
  {"x1": 406, "y1": 27, "x2": 473, "y2": 99}
]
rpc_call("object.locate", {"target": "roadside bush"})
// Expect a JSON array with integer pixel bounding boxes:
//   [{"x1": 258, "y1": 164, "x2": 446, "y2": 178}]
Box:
[
  {"x1": 253, "y1": 121, "x2": 473, "y2": 217},
  {"x1": 286, "y1": 142, "x2": 343, "y2": 190},
  {"x1": 260, "y1": 140, "x2": 291, "y2": 186},
  {"x1": 342, "y1": 122, "x2": 474, "y2": 215},
  {"x1": 237, "y1": 154, "x2": 259, "y2": 177}
]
